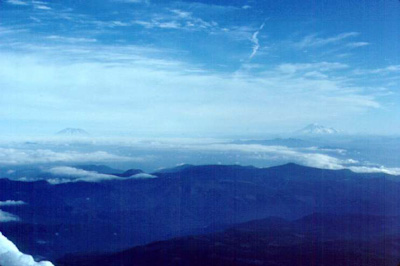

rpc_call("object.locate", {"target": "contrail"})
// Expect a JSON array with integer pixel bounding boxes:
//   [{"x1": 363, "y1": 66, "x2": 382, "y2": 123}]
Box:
[{"x1": 249, "y1": 22, "x2": 266, "y2": 59}]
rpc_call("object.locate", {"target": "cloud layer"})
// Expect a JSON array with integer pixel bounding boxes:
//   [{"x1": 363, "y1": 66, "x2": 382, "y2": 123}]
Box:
[
  {"x1": 0, "y1": 50, "x2": 383, "y2": 135},
  {"x1": 45, "y1": 166, "x2": 158, "y2": 184},
  {"x1": 0, "y1": 148, "x2": 137, "y2": 165},
  {"x1": 163, "y1": 142, "x2": 400, "y2": 176},
  {"x1": 0, "y1": 0, "x2": 398, "y2": 135},
  {"x1": 0, "y1": 210, "x2": 19, "y2": 223},
  {"x1": 0, "y1": 200, "x2": 26, "y2": 207},
  {"x1": 0, "y1": 200, "x2": 26, "y2": 222},
  {"x1": 46, "y1": 166, "x2": 122, "y2": 183}
]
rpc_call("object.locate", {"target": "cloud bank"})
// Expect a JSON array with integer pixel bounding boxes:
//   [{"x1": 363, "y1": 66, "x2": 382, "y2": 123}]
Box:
[
  {"x1": 0, "y1": 35, "x2": 386, "y2": 136},
  {"x1": 0, "y1": 201, "x2": 26, "y2": 207},
  {"x1": 0, "y1": 210, "x2": 19, "y2": 223},
  {"x1": 0, "y1": 148, "x2": 138, "y2": 165},
  {"x1": 0, "y1": 0, "x2": 397, "y2": 136},
  {"x1": 0, "y1": 200, "x2": 26, "y2": 222},
  {"x1": 45, "y1": 166, "x2": 158, "y2": 184},
  {"x1": 175, "y1": 143, "x2": 400, "y2": 176},
  {"x1": 130, "y1": 173, "x2": 157, "y2": 179},
  {"x1": 0, "y1": 232, "x2": 54, "y2": 266},
  {"x1": 46, "y1": 166, "x2": 122, "y2": 183}
]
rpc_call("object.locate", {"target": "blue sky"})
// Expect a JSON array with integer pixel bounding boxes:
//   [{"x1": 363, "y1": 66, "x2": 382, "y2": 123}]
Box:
[{"x1": 0, "y1": 0, "x2": 399, "y2": 137}]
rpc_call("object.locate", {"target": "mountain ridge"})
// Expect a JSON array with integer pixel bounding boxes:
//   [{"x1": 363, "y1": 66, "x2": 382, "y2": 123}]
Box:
[
  {"x1": 57, "y1": 212, "x2": 400, "y2": 266},
  {"x1": 1, "y1": 162, "x2": 399, "y2": 260}
]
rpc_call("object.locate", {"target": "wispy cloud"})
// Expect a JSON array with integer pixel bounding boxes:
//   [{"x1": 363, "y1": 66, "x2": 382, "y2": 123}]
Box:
[
  {"x1": 45, "y1": 166, "x2": 157, "y2": 184},
  {"x1": 6, "y1": 0, "x2": 28, "y2": 6},
  {"x1": 0, "y1": 200, "x2": 26, "y2": 223},
  {"x1": 0, "y1": 44, "x2": 381, "y2": 133},
  {"x1": 46, "y1": 35, "x2": 97, "y2": 43},
  {"x1": 349, "y1": 165, "x2": 400, "y2": 176},
  {"x1": 174, "y1": 143, "x2": 400, "y2": 175},
  {"x1": 0, "y1": 200, "x2": 26, "y2": 207},
  {"x1": 169, "y1": 9, "x2": 192, "y2": 18},
  {"x1": 131, "y1": 8, "x2": 219, "y2": 31},
  {"x1": 181, "y1": 143, "x2": 354, "y2": 170},
  {"x1": 295, "y1": 32, "x2": 359, "y2": 49},
  {"x1": 0, "y1": 148, "x2": 142, "y2": 165},
  {"x1": 114, "y1": 0, "x2": 149, "y2": 3},
  {"x1": 354, "y1": 65, "x2": 400, "y2": 75},
  {"x1": 0, "y1": 26, "x2": 28, "y2": 36},
  {"x1": 6, "y1": 0, "x2": 51, "y2": 9},
  {"x1": 0, "y1": 210, "x2": 19, "y2": 223},
  {"x1": 34, "y1": 4, "x2": 51, "y2": 10},
  {"x1": 347, "y1": 42, "x2": 369, "y2": 48},
  {"x1": 46, "y1": 166, "x2": 122, "y2": 183},
  {"x1": 0, "y1": 232, "x2": 54, "y2": 265},
  {"x1": 130, "y1": 173, "x2": 157, "y2": 179},
  {"x1": 0, "y1": 1, "x2": 394, "y2": 135},
  {"x1": 277, "y1": 62, "x2": 348, "y2": 74},
  {"x1": 370, "y1": 65, "x2": 400, "y2": 74},
  {"x1": 249, "y1": 22, "x2": 266, "y2": 59},
  {"x1": 131, "y1": 20, "x2": 180, "y2": 29}
]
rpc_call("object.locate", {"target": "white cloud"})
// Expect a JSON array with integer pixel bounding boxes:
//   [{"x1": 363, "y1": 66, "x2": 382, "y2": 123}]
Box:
[
  {"x1": 371, "y1": 65, "x2": 400, "y2": 74},
  {"x1": 46, "y1": 35, "x2": 97, "y2": 43},
  {"x1": 132, "y1": 20, "x2": 180, "y2": 29},
  {"x1": 109, "y1": 21, "x2": 130, "y2": 27},
  {"x1": 349, "y1": 165, "x2": 400, "y2": 176},
  {"x1": 347, "y1": 42, "x2": 369, "y2": 48},
  {"x1": 170, "y1": 9, "x2": 192, "y2": 18},
  {"x1": 130, "y1": 173, "x2": 157, "y2": 179},
  {"x1": 295, "y1": 32, "x2": 359, "y2": 49},
  {"x1": 303, "y1": 71, "x2": 328, "y2": 79},
  {"x1": 34, "y1": 5, "x2": 51, "y2": 10},
  {"x1": 29, "y1": 17, "x2": 41, "y2": 23},
  {"x1": 0, "y1": 201, "x2": 26, "y2": 222},
  {"x1": 0, "y1": 26, "x2": 27, "y2": 36},
  {"x1": 0, "y1": 232, "x2": 54, "y2": 266},
  {"x1": 45, "y1": 167, "x2": 157, "y2": 183},
  {"x1": 131, "y1": 8, "x2": 218, "y2": 31},
  {"x1": 115, "y1": 0, "x2": 149, "y2": 3},
  {"x1": 0, "y1": 210, "x2": 19, "y2": 223},
  {"x1": 7, "y1": 0, "x2": 51, "y2": 10},
  {"x1": 0, "y1": 39, "x2": 382, "y2": 135},
  {"x1": 0, "y1": 201, "x2": 26, "y2": 207},
  {"x1": 353, "y1": 65, "x2": 400, "y2": 76},
  {"x1": 277, "y1": 62, "x2": 348, "y2": 74},
  {"x1": 0, "y1": 148, "x2": 140, "y2": 165},
  {"x1": 302, "y1": 146, "x2": 347, "y2": 155},
  {"x1": 46, "y1": 166, "x2": 122, "y2": 183},
  {"x1": 6, "y1": 0, "x2": 28, "y2": 6},
  {"x1": 169, "y1": 142, "x2": 400, "y2": 175},
  {"x1": 249, "y1": 22, "x2": 265, "y2": 59},
  {"x1": 157, "y1": 21, "x2": 181, "y2": 29},
  {"x1": 188, "y1": 143, "x2": 350, "y2": 170}
]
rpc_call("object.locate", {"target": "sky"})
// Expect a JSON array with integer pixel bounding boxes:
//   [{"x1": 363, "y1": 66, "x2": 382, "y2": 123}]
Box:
[{"x1": 0, "y1": 0, "x2": 399, "y2": 137}]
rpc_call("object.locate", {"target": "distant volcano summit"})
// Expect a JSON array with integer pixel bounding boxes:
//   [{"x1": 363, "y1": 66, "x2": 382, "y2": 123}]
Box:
[
  {"x1": 56, "y1": 128, "x2": 90, "y2": 137},
  {"x1": 297, "y1": 123, "x2": 339, "y2": 135}
]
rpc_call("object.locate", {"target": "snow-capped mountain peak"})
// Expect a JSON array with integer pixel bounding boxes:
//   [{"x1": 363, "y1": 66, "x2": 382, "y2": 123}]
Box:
[
  {"x1": 56, "y1": 128, "x2": 90, "y2": 136},
  {"x1": 297, "y1": 123, "x2": 339, "y2": 135}
]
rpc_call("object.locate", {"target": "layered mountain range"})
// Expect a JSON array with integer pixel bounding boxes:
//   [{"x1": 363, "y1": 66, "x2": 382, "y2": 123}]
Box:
[{"x1": 0, "y1": 163, "x2": 399, "y2": 265}]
